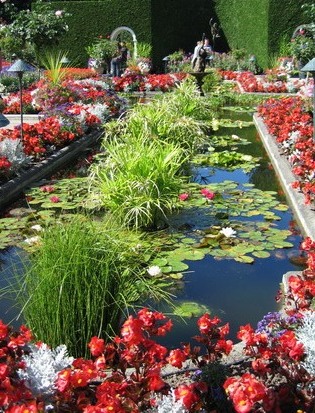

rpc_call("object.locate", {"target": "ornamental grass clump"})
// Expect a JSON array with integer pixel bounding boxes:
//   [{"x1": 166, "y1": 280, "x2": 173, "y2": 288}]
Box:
[
  {"x1": 107, "y1": 79, "x2": 215, "y2": 155},
  {"x1": 17, "y1": 216, "x2": 169, "y2": 357},
  {"x1": 91, "y1": 135, "x2": 187, "y2": 230}
]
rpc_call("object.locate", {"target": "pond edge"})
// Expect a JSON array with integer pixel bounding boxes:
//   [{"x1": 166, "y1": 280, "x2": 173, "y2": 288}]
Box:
[{"x1": 0, "y1": 129, "x2": 102, "y2": 212}]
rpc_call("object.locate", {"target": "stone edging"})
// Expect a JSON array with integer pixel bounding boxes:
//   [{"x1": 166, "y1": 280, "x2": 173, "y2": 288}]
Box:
[
  {"x1": 253, "y1": 113, "x2": 315, "y2": 241},
  {"x1": 0, "y1": 129, "x2": 102, "y2": 212}
]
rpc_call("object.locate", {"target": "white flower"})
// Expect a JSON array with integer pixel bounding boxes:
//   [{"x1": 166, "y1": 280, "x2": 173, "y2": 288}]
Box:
[
  {"x1": 147, "y1": 265, "x2": 162, "y2": 277},
  {"x1": 24, "y1": 236, "x2": 41, "y2": 245},
  {"x1": 31, "y1": 225, "x2": 43, "y2": 232},
  {"x1": 145, "y1": 389, "x2": 188, "y2": 413},
  {"x1": 18, "y1": 343, "x2": 73, "y2": 397},
  {"x1": 219, "y1": 227, "x2": 236, "y2": 238},
  {"x1": 295, "y1": 311, "x2": 315, "y2": 377},
  {"x1": 55, "y1": 10, "x2": 63, "y2": 17}
]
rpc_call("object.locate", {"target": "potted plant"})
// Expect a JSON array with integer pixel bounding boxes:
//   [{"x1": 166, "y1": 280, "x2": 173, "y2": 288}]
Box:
[{"x1": 86, "y1": 37, "x2": 117, "y2": 74}]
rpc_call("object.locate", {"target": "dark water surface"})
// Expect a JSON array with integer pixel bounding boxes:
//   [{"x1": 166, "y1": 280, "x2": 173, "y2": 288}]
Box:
[{"x1": 152, "y1": 110, "x2": 303, "y2": 347}]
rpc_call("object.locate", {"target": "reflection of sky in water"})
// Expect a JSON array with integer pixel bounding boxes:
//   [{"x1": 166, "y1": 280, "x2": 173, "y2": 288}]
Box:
[
  {"x1": 154, "y1": 246, "x2": 302, "y2": 348},
  {"x1": 0, "y1": 247, "x2": 28, "y2": 329},
  {"x1": 192, "y1": 166, "x2": 250, "y2": 185}
]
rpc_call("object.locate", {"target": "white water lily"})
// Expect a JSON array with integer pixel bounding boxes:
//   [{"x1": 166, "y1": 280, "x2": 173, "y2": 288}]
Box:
[
  {"x1": 147, "y1": 265, "x2": 162, "y2": 277},
  {"x1": 24, "y1": 236, "x2": 41, "y2": 245},
  {"x1": 31, "y1": 224, "x2": 43, "y2": 232},
  {"x1": 219, "y1": 227, "x2": 236, "y2": 238}
]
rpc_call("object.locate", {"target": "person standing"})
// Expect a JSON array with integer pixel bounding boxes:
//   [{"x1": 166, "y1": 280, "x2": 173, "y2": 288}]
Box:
[
  {"x1": 110, "y1": 43, "x2": 122, "y2": 77},
  {"x1": 119, "y1": 41, "x2": 129, "y2": 75}
]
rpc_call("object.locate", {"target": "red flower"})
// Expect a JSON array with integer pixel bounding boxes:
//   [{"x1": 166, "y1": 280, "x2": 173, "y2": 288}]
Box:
[
  {"x1": 56, "y1": 369, "x2": 71, "y2": 392},
  {"x1": 120, "y1": 316, "x2": 144, "y2": 344},
  {"x1": 200, "y1": 188, "x2": 215, "y2": 200},
  {"x1": 167, "y1": 349, "x2": 187, "y2": 368},
  {"x1": 50, "y1": 196, "x2": 60, "y2": 203},
  {"x1": 174, "y1": 383, "x2": 200, "y2": 410},
  {"x1": 88, "y1": 336, "x2": 105, "y2": 357},
  {"x1": 197, "y1": 313, "x2": 220, "y2": 334}
]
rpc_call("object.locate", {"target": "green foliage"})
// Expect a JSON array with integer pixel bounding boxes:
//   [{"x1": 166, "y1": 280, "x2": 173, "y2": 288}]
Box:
[
  {"x1": 0, "y1": 0, "x2": 71, "y2": 63},
  {"x1": 91, "y1": 137, "x2": 187, "y2": 230},
  {"x1": 0, "y1": 72, "x2": 39, "y2": 94},
  {"x1": 38, "y1": 49, "x2": 71, "y2": 85},
  {"x1": 17, "y1": 216, "x2": 170, "y2": 357},
  {"x1": 202, "y1": 70, "x2": 222, "y2": 93},
  {"x1": 136, "y1": 42, "x2": 152, "y2": 58},
  {"x1": 85, "y1": 37, "x2": 117, "y2": 61},
  {"x1": 52, "y1": 0, "x2": 152, "y2": 67},
  {"x1": 173, "y1": 301, "x2": 211, "y2": 317},
  {"x1": 290, "y1": 33, "x2": 315, "y2": 64}
]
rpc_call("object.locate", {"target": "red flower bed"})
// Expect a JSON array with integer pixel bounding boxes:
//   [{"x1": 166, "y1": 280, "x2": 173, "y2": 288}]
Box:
[
  {"x1": 219, "y1": 70, "x2": 306, "y2": 94},
  {"x1": 112, "y1": 72, "x2": 188, "y2": 92},
  {"x1": 257, "y1": 96, "x2": 314, "y2": 204}
]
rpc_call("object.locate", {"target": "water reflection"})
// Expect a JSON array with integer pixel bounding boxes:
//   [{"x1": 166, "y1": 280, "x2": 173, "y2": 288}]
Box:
[{"x1": 0, "y1": 247, "x2": 27, "y2": 328}]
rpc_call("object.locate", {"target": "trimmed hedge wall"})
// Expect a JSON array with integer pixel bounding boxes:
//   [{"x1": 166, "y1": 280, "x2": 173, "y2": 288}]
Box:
[
  {"x1": 214, "y1": 0, "x2": 314, "y2": 69},
  {"x1": 42, "y1": 0, "x2": 313, "y2": 70},
  {"x1": 52, "y1": 0, "x2": 152, "y2": 67}
]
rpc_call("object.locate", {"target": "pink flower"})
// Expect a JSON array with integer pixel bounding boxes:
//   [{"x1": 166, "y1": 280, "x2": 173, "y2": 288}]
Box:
[
  {"x1": 40, "y1": 185, "x2": 55, "y2": 193},
  {"x1": 200, "y1": 188, "x2": 215, "y2": 200},
  {"x1": 50, "y1": 196, "x2": 60, "y2": 203},
  {"x1": 178, "y1": 193, "x2": 189, "y2": 201}
]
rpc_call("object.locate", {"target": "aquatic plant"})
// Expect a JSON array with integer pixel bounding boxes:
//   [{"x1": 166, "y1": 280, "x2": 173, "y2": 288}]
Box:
[
  {"x1": 91, "y1": 136, "x2": 187, "y2": 229},
  {"x1": 17, "y1": 216, "x2": 171, "y2": 357}
]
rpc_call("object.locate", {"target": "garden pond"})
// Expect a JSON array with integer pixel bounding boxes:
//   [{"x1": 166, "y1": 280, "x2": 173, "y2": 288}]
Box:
[{"x1": 0, "y1": 107, "x2": 304, "y2": 348}]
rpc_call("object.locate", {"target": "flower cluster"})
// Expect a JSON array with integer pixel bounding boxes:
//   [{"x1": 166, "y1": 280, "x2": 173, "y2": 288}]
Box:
[
  {"x1": 112, "y1": 72, "x2": 187, "y2": 93},
  {"x1": 257, "y1": 96, "x2": 314, "y2": 205},
  {"x1": 0, "y1": 155, "x2": 11, "y2": 177},
  {"x1": 0, "y1": 308, "x2": 237, "y2": 412},
  {"x1": 0, "y1": 76, "x2": 126, "y2": 169},
  {"x1": 219, "y1": 70, "x2": 307, "y2": 93}
]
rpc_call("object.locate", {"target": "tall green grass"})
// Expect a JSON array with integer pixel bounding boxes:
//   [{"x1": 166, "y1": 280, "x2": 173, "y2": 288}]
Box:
[
  {"x1": 17, "y1": 216, "x2": 170, "y2": 357},
  {"x1": 91, "y1": 136, "x2": 187, "y2": 229}
]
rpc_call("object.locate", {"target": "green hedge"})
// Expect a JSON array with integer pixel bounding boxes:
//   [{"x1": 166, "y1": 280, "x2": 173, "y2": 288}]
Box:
[
  {"x1": 39, "y1": 0, "x2": 313, "y2": 70},
  {"x1": 52, "y1": 0, "x2": 152, "y2": 67},
  {"x1": 214, "y1": 0, "x2": 314, "y2": 69},
  {"x1": 151, "y1": 0, "x2": 216, "y2": 69}
]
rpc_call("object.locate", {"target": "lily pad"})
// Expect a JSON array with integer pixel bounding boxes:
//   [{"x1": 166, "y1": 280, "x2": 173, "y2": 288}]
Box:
[{"x1": 173, "y1": 301, "x2": 211, "y2": 318}]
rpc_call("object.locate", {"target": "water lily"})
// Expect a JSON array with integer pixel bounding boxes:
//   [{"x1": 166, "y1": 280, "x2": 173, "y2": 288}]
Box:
[
  {"x1": 178, "y1": 193, "x2": 189, "y2": 201},
  {"x1": 200, "y1": 188, "x2": 215, "y2": 200},
  {"x1": 147, "y1": 265, "x2": 162, "y2": 277},
  {"x1": 24, "y1": 236, "x2": 41, "y2": 245},
  {"x1": 219, "y1": 227, "x2": 236, "y2": 238},
  {"x1": 31, "y1": 225, "x2": 43, "y2": 232}
]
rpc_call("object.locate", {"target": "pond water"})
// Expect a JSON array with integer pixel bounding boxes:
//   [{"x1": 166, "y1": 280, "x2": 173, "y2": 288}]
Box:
[
  {"x1": 0, "y1": 108, "x2": 304, "y2": 349},
  {"x1": 150, "y1": 109, "x2": 304, "y2": 348}
]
